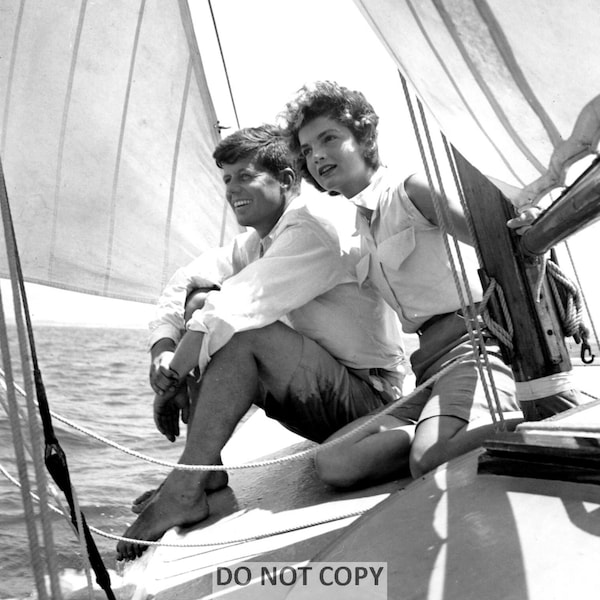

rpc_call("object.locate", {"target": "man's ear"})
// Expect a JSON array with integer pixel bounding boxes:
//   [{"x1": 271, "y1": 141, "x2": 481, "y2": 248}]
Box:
[{"x1": 279, "y1": 168, "x2": 296, "y2": 189}]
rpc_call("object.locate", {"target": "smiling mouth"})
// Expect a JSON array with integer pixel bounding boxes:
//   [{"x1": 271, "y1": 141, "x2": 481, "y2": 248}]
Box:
[{"x1": 233, "y1": 199, "x2": 252, "y2": 209}]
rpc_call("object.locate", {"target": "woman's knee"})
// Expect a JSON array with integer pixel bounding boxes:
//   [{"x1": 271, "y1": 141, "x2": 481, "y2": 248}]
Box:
[
  {"x1": 409, "y1": 447, "x2": 441, "y2": 479},
  {"x1": 408, "y1": 416, "x2": 468, "y2": 478},
  {"x1": 314, "y1": 448, "x2": 362, "y2": 489}
]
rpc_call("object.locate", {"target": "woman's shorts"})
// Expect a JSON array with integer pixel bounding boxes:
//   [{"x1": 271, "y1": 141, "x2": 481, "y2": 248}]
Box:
[{"x1": 388, "y1": 311, "x2": 520, "y2": 425}]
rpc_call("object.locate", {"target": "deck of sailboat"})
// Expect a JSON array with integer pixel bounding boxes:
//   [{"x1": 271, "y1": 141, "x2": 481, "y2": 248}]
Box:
[
  {"x1": 109, "y1": 363, "x2": 600, "y2": 600},
  {"x1": 114, "y1": 407, "x2": 408, "y2": 599}
]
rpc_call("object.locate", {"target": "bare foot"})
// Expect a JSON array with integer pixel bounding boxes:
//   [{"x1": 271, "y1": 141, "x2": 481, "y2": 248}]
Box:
[
  {"x1": 131, "y1": 470, "x2": 229, "y2": 514},
  {"x1": 116, "y1": 471, "x2": 210, "y2": 561}
]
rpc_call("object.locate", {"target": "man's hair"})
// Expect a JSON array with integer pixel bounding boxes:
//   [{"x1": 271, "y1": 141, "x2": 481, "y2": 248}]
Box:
[
  {"x1": 213, "y1": 124, "x2": 299, "y2": 191},
  {"x1": 279, "y1": 81, "x2": 380, "y2": 192}
]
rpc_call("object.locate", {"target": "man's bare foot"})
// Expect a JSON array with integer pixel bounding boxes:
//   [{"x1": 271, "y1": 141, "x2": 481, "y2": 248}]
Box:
[
  {"x1": 116, "y1": 471, "x2": 210, "y2": 561},
  {"x1": 131, "y1": 470, "x2": 229, "y2": 514}
]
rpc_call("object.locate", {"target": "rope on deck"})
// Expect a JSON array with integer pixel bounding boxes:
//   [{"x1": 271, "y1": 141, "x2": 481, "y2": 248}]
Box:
[{"x1": 3, "y1": 345, "x2": 471, "y2": 471}]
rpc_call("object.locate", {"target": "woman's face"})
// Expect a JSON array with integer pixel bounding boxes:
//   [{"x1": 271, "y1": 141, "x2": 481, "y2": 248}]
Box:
[{"x1": 298, "y1": 116, "x2": 374, "y2": 198}]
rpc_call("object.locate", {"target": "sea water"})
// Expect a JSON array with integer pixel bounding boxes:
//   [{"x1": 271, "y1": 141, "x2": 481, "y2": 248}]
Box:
[{"x1": 0, "y1": 325, "x2": 185, "y2": 599}]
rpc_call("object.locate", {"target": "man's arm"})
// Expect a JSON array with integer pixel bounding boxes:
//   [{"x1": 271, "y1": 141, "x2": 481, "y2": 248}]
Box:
[
  {"x1": 185, "y1": 215, "x2": 344, "y2": 373},
  {"x1": 148, "y1": 243, "x2": 238, "y2": 351},
  {"x1": 152, "y1": 330, "x2": 205, "y2": 442},
  {"x1": 149, "y1": 288, "x2": 217, "y2": 394},
  {"x1": 147, "y1": 240, "x2": 239, "y2": 396}
]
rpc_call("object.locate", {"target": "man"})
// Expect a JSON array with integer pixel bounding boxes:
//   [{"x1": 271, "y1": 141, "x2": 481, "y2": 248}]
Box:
[{"x1": 116, "y1": 124, "x2": 405, "y2": 560}]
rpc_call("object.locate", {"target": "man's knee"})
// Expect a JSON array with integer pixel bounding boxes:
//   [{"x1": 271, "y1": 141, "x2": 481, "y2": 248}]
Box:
[
  {"x1": 184, "y1": 287, "x2": 219, "y2": 323},
  {"x1": 213, "y1": 325, "x2": 285, "y2": 363},
  {"x1": 228, "y1": 322, "x2": 297, "y2": 354}
]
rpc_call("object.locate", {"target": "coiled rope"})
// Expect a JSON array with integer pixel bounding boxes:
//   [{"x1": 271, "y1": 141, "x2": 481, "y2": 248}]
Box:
[{"x1": 546, "y1": 257, "x2": 594, "y2": 363}]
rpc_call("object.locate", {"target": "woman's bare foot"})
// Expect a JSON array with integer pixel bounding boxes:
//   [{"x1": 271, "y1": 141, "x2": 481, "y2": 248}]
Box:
[
  {"x1": 131, "y1": 469, "x2": 228, "y2": 514},
  {"x1": 116, "y1": 470, "x2": 210, "y2": 561}
]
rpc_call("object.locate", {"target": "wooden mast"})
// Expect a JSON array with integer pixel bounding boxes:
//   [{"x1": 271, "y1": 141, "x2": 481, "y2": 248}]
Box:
[{"x1": 452, "y1": 149, "x2": 584, "y2": 421}]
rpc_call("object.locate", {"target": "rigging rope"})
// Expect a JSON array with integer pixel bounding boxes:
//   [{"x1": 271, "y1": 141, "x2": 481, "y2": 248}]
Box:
[
  {"x1": 0, "y1": 374, "x2": 82, "y2": 538},
  {"x1": 0, "y1": 158, "x2": 116, "y2": 600},
  {"x1": 564, "y1": 241, "x2": 600, "y2": 353},
  {"x1": 546, "y1": 255, "x2": 594, "y2": 363},
  {"x1": 2, "y1": 346, "x2": 474, "y2": 471},
  {"x1": 208, "y1": 0, "x2": 241, "y2": 131},
  {"x1": 399, "y1": 71, "x2": 507, "y2": 430},
  {"x1": 0, "y1": 271, "x2": 590, "y2": 551},
  {"x1": 1, "y1": 160, "x2": 58, "y2": 600},
  {"x1": 0, "y1": 463, "x2": 376, "y2": 547}
]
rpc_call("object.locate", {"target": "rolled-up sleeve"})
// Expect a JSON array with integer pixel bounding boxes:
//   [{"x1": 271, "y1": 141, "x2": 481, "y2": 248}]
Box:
[
  {"x1": 188, "y1": 215, "x2": 343, "y2": 374},
  {"x1": 148, "y1": 242, "x2": 239, "y2": 350}
]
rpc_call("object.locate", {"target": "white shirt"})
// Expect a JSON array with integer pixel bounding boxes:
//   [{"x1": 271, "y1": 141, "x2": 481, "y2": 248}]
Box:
[
  {"x1": 352, "y1": 167, "x2": 483, "y2": 334},
  {"x1": 149, "y1": 195, "x2": 406, "y2": 384}
]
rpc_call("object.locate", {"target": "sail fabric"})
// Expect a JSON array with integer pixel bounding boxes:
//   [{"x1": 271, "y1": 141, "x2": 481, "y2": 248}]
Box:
[
  {"x1": 354, "y1": 0, "x2": 600, "y2": 209},
  {"x1": 0, "y1": 0, "x2": 239, "y2": 304}
]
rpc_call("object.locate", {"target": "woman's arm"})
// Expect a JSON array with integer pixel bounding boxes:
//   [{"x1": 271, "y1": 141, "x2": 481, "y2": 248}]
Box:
[{"x1": 404, "y1": 172, "x2": 473, "y2": 245}]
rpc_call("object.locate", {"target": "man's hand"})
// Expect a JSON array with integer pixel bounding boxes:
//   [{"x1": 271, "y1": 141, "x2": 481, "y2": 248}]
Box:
[
  {"x1": 150, "y1": 343, "x2": 177, "y2": 395},
  {"x1": 506, "y1": 206, "x2": 542, "y2": 235},
  {"x1": 153, "y1": 384, "x2": 190, "y2": 442},
  {"x1": 152, "y1": 361, "x2": 182, "y2": 397}
]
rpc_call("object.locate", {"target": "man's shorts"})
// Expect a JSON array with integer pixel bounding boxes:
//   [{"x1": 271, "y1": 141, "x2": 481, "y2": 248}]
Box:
[
  {"x1": 388, "y1": 310, "x2": 521, "y2": 426},
  {"x1": 255, "y1": 334, "x2": 390, "y2": 443}
]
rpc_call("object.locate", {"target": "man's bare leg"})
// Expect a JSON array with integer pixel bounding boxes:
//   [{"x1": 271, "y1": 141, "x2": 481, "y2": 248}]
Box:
[
  {"x1": 116, "y1": 323, "x2": 304, "y2": 560},
  {"x1": 131, "y1": 464, "x2": 229, "y2": 514}
]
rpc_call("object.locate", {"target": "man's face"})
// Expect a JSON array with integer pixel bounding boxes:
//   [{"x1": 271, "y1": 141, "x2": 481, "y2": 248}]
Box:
[{"x1": 222, "y1": 157, "x2": 286, "y2": 238}]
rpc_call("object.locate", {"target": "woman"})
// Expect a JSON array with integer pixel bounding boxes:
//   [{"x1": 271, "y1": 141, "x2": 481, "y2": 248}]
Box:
[{"x1": 281, "y1": 81, "x2": 522, "y2": 487}]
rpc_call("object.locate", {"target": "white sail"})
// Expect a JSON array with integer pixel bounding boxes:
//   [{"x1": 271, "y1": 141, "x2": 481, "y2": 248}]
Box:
[
  {"x1": 0, "y1": 0, "x2": 239, "y2": 304},
  {"x1": 355, "y1": 0, "x2": 600, "y2": 208}
]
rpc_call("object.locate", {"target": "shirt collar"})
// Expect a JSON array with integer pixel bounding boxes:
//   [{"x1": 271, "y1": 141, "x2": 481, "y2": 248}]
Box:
[
  {"x1": 349, "y1": 166, "x2": 388, "y2": 211},
  {"x1": 259, "y1": 194, "x2": 303, "y2": 250}
]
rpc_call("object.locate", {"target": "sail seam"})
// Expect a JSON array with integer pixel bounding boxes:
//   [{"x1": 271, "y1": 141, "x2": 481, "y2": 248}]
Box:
[
  {"x1": 431, "y1": 0, "x2": 546, "y2": 173},
  {"x1": 102, "y1": 0, "x2": 147, "y2": 296},
  {"x1": 161, "y1": 58, "x2": 192, "y2": 290},
  {"x1": 474, "y1": 0, "x2": 562, "y2": 146},
  {"x1": 48, "y1": 0, "x2": 88, "y2": 281},
  {"x1": 403, "y1": 0, "x2": 525, "y2": 185},
  {"x1": 0, "y1": 0, "x2": 25, "y2": 156}
]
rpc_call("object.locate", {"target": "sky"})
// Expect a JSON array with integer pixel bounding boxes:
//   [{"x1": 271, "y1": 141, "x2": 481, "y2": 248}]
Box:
[{"x1": 1, "y1": 0, "x2": 422, "y2": 328}]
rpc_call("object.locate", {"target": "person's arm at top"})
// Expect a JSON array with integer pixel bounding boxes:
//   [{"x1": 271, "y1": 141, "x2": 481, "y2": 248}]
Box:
[
  {"x1": 404, "y1": 172, "x2": 473, "y2": 245},
  {"x1": 405, "y1": 171, "x2": 541, "y2": 238}
]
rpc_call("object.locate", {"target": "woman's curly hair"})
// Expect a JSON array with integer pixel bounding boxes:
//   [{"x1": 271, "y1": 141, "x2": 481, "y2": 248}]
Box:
[{"x1": 279, "y1": 81, "x2": 380, "y2": 192}]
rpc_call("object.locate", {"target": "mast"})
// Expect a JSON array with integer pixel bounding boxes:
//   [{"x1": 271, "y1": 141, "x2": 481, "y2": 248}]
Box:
[{"x1": 452, "y1": 149, "x2": 585, "y2": 421}]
